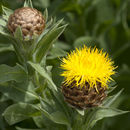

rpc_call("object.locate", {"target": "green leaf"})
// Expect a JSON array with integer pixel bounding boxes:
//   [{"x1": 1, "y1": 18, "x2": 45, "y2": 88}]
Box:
[
  {"x1": 0, "y1": 81, "x2": 38, "y2": 102},
  {"x1": 43, "y1": 8, "x2": 48, "y2": 23},
  {"x1": 24, "y1": 0, "x2": 33, "y2": 8},
  {"x1": 33, "y1": 116, "x2": 46, "y2": 128},
  {"x1": 45, "y1": 17, "x2": 53, "y2": 29},
  {"x1": 49, "y1": 89, "x2": 72, "y2": 121},
  {"x1": 0, "y1": 64, "x2": 27, "y2": 83},
  {"x1": 47, "y1": 44, "x2": 67, "y2": 59},
  {"x1": 28, "y1": 61, "x2": 57, "y2": 91},
  {"x1": 0, "y1": 26, "x2": 10, "y2": 37},
  {"x1": 74, "y1": 36, "x2": 98, "y2": 48},
  {"x1": 14, "y1": 26, "x2": 23, "y2": 40},
  {"x1": 87, "y1": 107, "x2": 129, "y2": 129},
  {"x1": 2, "y1": 14, "x2": 8, "y2": 21},
  {"x1": 106, "y1": 86, "x2": 117, "y2": 94},
  {"x1": 0, "y1": 44, "x2": 14, "y2": 53},
  {"x1": 40, "y1": 108, "x2": 70, "y2": 126},
  {"x1": 2, "y1": 6, "x2": 13, "y2": 18},
  {"x1": 51, "y1": 111, "x2": 70, "y2": 126},
  {"x1": 3, "y1": 103, "x2": 40, "y2": 125},
  {"x1": 36, "y1": 19, "x2": 63, "y2": 44},
  {"x1": 40, "y1": 97, "x2": 54, "y2": 113},
  {"x1": 76, "y1": 109, "x2": 84, "y2": 116},
  {"x1": 34, "y1": 19, "x2": 67, "y2": 63},
  {"x1": 106, "y1": 82, "x2": 117, "y2": 94},
  {"x1": 0, "y1": 18, "x2": 6, "y2": 27},
  {"x1": 103, "y1": 89, "x2": 124, "y2": 107}
]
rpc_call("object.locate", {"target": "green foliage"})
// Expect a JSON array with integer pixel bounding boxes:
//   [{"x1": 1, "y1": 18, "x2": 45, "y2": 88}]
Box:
[
  {"x1": 0, "y1": 64, "x2": 27, "y2": 83},
  {"x1": 3, "y1": 103, "x2": 40, "y2": 125},
  {"x1": 28, "y1": 61, "x2": 57, "y2": 91},
  {"x1": 33, "y1": 20, "x2": 67, "y2": 63},
  {"x1": 85, "y1": 107, "x2": 128, "y2": 130},
  {"x1": 0, "y1": 0, "x2": 129, "y2": 130}
]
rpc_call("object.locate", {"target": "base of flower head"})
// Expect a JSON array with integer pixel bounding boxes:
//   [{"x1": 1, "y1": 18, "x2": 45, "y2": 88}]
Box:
[{"x1": 62, "y1": 81, "x2": 107, "y2": 110}]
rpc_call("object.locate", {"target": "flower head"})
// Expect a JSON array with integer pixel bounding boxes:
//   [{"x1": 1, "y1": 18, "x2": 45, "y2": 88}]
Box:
[
  {"x1": 8, "y1": 7, "x2": 45, "y2": 37},
  {"x1": 61, "y1": 46, "x2": 116, "y2": 90}
]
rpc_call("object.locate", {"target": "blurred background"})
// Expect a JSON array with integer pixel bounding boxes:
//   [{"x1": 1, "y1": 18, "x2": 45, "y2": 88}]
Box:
[{"x1": 0, "y1": 0, "x2": 130, "y2": 130}]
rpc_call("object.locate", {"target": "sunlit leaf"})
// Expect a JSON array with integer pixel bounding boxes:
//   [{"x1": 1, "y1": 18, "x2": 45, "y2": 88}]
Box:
[
  {"x1": 0, "y1": 18, "x2": 6, "y2": 27},
  {"x1": 0, "y1": 64, "x2": 27, "y2": 83},
  {"x1": 0, "y1": 81, "x2": 38, "y2": 102},
  {"x1": 103, "y1": 89, "x2": 124, "y2": 107},
  {"x1": 34, "y1": 19, "x2": 67, "y2": 63},
  {"x1": 28, "y1": 61, "x2": 57, "y2": 91},
  {"x1": 3, "y1": 103, "x2": 40, "y2": 125},
  {"x1": 87, "y1": 107, "x2": 129, "y2": 129},
  {"x1": 0, "y1": 44, "x2": 14, "y2": 53},
  {"x1": 2, "y1": 6, "x2": 13, "y2": 18}
]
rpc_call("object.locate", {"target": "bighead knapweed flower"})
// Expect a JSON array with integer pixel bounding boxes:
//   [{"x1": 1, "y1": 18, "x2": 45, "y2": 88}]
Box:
[
  {"x1": 8, "y1": 7, "x2": 45, "y2": 37},
  {"x1": 61, "y1": 46, "x2": 116, "y2": 109}
]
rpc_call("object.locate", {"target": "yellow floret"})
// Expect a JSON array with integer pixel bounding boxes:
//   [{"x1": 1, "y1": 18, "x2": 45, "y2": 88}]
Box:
[{"x1": 60, "y1": 46, "x2": 116, "y2": 89}]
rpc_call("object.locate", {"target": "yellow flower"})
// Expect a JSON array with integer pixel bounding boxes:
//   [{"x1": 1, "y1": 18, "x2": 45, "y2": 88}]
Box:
[{"x1": 60, "y1": 46, "x2": 116, "y2": 90}]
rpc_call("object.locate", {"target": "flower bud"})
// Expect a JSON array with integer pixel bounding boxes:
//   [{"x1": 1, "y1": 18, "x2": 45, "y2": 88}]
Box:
[
  {"x1": 62, "y1": 81, "x2": 106, "y2": 109},
  {"x1": 8, "y1": 7, "x2": 45, "y2": 37}
]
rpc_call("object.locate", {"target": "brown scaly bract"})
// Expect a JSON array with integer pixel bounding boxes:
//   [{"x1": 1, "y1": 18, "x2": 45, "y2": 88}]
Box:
[
  {"x1": 8, "y1": 7, "x2": 45, "y2": 37},
  {"x1": 62, "y1": 81, "x2": 107, "y2": 109}
]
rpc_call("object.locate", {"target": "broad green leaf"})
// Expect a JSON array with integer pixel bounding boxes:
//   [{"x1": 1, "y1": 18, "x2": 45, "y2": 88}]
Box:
[
  {"x1": 48, "y1": 89, "x2": 72, "y2": 123},
  {"x1": 2, "y1": 6, "x2": 13, "y2": 18},
  {"x1": 28, "y1": 61, "x2": 57, "y2": 91},
  {"x1": 33, "y1": 116, "x2": 46, "y2": 128},
  {"x1": 11, "y1": 28, "x2": 29, "y2": 64},
  {"x1": 0, "y1": 64, "x2": 27, "y2": 83},
  {"x1": 11, "y1": 39, "x2": 27, "y2": 65},
  {"x1": 103, "y1": 89, "x2": 124, "y2": 107},
  {"x1": 0, "y1": 26, "x2": 10, "y2": 37},
  {"x1": 0, "y1": 18, "x2": 6, "y2": 26},
  {"x1": 40, "y1": 108, "x2": 70, "y2": 126},
  {"x1": 24, "y1": 0, "x2": 33, "y2": 8},
  {"x1": 34, "y1": 19, "x2": 67, "y2": 63},
  {"x1": 3, "y1": 103, "x2": 40, "y2": 125},
  {"x1": 0, "y1": 81, "x2": 38, "y2": 102},
  {"x1": 87, "y1": 107, "x2": 129, "y2": 129},
  {"x1": 50, "y1": 111, "x2": 70, "y2": 126},
  {"x1": 2, "y1": 14, "x2": 8, "y2": 21},
  {"x1": 0, "y1": 44, "x2": 14, "y2": 53},
  {"x1": 40, "y1": 97, "x2": 54, "y2": 113}
]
